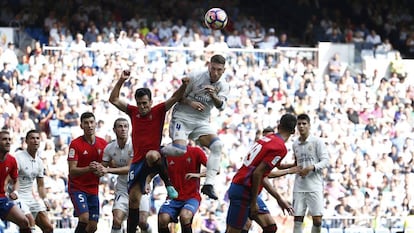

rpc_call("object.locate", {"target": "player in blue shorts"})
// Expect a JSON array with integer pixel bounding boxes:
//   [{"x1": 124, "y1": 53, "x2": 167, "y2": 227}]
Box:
[
  {"x1": 0, "y1": 130, "x2": 31, "y2": 233},
  {"x1": 158, "y1": 145, "x2": 207, "y2": 233},
  {"x1": 226, "y1": 114, "x2": 296, "y2": 233}
]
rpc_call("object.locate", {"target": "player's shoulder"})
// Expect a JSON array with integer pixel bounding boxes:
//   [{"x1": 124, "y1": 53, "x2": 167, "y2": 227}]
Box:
[
  {"x1": 70, "y1": 136, "x2": 84, "y2": 145},
  {"x1": 189, "y1": 69, "x2": 209, "y2": 81},
  {"x1": 188, "y1": 145, "x2": 205, "y2": 154},
  {"x1": 95, "y1": 136, "x2": 107, "y2": 144},
  {"x1": 104, "y1": 140, "x2": 117, "y2": 150},
  {"x1": 5, "y1": 153, "x2": 17, "y2": 163}
]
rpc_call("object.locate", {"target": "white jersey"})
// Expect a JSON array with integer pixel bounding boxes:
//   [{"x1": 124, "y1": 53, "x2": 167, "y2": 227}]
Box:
[
  {"x1": 15, "y1": 150, "x2": 45, "y2": 200},
  {"x1": 292, "y1": 135, "x2": 329, "y2": 192},
  {"x1": 102, "y1": 138, "x2": 133, "y2": 193},
  {"x1": 172, "y1": 69, "x2": 230, "y2": 123}
]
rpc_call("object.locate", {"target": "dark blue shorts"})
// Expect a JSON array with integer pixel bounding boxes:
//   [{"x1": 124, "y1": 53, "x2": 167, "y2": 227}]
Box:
[
  {"x1": 226, "y1": 183, "x2": 269, "y2": 229},
  {"x1": 158, "y1": 198, "x2": 200, "y2": 223},
  {"x1": 0, "y1": 197, "x2": 14, "y2": 220},
  {"x1": 69, "y1": 191, "x2": 100, "y2": 222},
  {"x1": 128, "y1": 160, "x2": 158, "y2": 193}
]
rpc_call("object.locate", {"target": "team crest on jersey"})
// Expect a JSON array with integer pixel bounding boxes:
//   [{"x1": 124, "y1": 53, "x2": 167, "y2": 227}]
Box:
[
  {"x1": 97, "y1": 149, "x2": 102, "y2": 155},
  {"x1": 308, "y1": 145, "x2": 313, "y2": 152},
  {"x1": 83, "y1": 150, "x2": 88, "y2": 155},
  {"x1": 186, "y1": 157, "x2": 191, "y2": 163},
  {"x1": 5, "y1": 166, "x2": 9, "y2": 172},
  {"x1": 169, "y1": 160, "x2": 175, "y2": 166},
  {"x1": 69, "y1": 148, "x2": 75, "y2": 158},
  {"x1": 271, "y1": 156, "x2": 281, "y2": 166}
]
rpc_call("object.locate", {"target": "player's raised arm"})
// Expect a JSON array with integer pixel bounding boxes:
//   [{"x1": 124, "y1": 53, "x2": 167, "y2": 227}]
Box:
[
  {"x1": 109, "y1": 70, "x2": 131, "y2": 113},
  {"x1": 164, "y1": 77, "x2": 190, "y2": 110}
]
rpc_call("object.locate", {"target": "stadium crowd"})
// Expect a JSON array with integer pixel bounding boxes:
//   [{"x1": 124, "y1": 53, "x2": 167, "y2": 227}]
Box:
[{"x1": 1, "y1": 0, "x2": 414, "y2": 232}]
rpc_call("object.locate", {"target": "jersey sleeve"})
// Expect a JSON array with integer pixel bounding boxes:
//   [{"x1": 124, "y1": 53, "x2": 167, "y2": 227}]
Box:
[
  {"x1": 9, "y1": 156, "x2": 19, "y2": 180},
  {"x1": 67, "y1": 141, "x2": 79, "y2": 161},
  {"x1": 102, "y1": 143, "x2": 112, "y2": 163},
  {"x1": 195, "y1": 147, "x2": 208, "y2": 166},
  {"x1": 37, "y1": 158, "x2": 45, "y2": 178}
]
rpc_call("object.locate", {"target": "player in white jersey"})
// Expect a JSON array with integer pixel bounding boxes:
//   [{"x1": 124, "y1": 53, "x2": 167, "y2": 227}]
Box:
[
  {"x1": 99, "y1": 118, "x2": 152, "y2": 233},
  {"x1": 161, "y1": 54, "x2": 230, "y2": 200},
  {"x1": 289, "y1": 114, "x2": 330, "y2": 233},
  {"x1": 14, "y1": 130, "x2": 53, "y2": 233}
]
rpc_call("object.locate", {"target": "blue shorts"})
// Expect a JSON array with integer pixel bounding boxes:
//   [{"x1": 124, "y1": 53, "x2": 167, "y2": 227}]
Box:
[
  {"x1": 159, "y1": 198, "x2": 200, "y2": 223},
  {"x1": 128, "y1": 160, "x2": 158, "y2": 193},
  {"x1": 226, "y1": 183, "x2": 269, "y2": 229},
  {"x1": 69, "y1": 191, "x2": 100, "y2": 222},
  {"x1": 0, "y1": 197, "x2": 14, "y2": 220}
]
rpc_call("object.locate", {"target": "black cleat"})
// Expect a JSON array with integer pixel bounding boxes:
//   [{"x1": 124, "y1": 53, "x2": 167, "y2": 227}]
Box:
[{"x1": 201, "y1": 184, "x2": 218, "y2": 200}]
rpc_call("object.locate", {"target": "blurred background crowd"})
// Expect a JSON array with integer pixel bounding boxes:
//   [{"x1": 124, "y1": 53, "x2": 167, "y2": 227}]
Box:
[{"x1": 1, "y1": 0, "x2": 414, "y2": 232}]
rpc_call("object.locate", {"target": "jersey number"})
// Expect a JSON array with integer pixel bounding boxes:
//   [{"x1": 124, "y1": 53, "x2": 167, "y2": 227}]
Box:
[
  {"x1": 243, "y1": 143, "x2": 263, "y2": 166},
  {"x1": 129, "y1": 170, "x2": 134, "y2": 182}
]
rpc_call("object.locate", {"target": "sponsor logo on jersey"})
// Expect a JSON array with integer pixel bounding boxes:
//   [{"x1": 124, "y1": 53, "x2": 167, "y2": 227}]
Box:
[{"x1": 68, "y1": 148, "x2": 75, "y2": 158}]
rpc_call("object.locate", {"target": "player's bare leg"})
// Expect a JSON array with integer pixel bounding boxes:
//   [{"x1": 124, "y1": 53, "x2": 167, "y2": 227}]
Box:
[
  {"x1": 35, "y1": 211, "x2": 53, "y2": 233},
  {"x1": 146, "y1": 150, "x2": 178, "y2": 199},
  {"x1": 111, "y1": 209, "x2": 125, "y2": 233},
  {"x1": 5, "y1": 206, "x2": 31, "y2": 233}
]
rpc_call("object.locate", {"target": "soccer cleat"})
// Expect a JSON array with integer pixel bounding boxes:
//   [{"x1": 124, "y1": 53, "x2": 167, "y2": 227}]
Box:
[
  {"x1": 166, "y1": 186, "x2": 178, "y2": 199},
  {"x1": 201, "y1": 184, "x2": 218, "y2": 200}
]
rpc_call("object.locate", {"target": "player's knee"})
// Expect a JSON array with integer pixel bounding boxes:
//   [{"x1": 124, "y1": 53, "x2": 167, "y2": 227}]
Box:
[
  {"x1": 262, "y1": 224, "x2": 277, "y2": 233},
  {"x1": 138, "y1": 220, "x2": 148, "y2": 229},
  {"x1": 41, "y1": 224, "x2": 53, "y2": 233},
  {"x1": 112, "y1": 216, "x2": 123, "y2": 227},
  {"x1": 146, "y1": 150, "x2": 161, "y2": 165},
  {"x1": 209, "y1": 139, "x2": 223, "y2": 156},
  {"x1": 88, "y1": 223, "x2": 98, "y2": 233},
  {"x1": 158, "y1": 214, "x2": 170, "y2": 228},
  {"x1": 313, "y1": 217, "x2": 322, "y2": 227},
  {"x1": 161, "y1": 143, "x2": 187, "y2": 156},
  {"x1": 16, "y1": 216, "x2": 30, "y2": 229},
  {"x1": 179, "y1": 212, "x2": 193, "y2": 224}
]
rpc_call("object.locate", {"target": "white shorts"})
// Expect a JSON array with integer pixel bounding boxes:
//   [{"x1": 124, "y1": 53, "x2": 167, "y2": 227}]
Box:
[
  {"x1": 293, "y1": 191, "x2": 324, "y2": 216},
  {"x1": 16, "y1": 198, "x2": 46, "y2": 218},
  {"x1": 112, "y1": 192, "x2": 151, "y2": 214},
  {"x1": 113, "y1": 191, "x2": 129, "y2": 213},
  {"x1": 169, "y1": 118, "x2": 216, "y2": 142}
]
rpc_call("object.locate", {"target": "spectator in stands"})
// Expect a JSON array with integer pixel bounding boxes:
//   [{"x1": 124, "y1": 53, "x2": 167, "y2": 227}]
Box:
[
  {"x1": 226, "y1": 30, "x2": 243, "y2": 48},
  {"x1": 201, "y1": 211, "x2": 220, "y2": 233},
  {"x1": 145, "y1": 27, "x2": 161, "y2": 46},
  {"x1": 366, "y1": 30, "x2": 382, "y2": 47},
  {"x1": 0, "y1": 62, "x2": 13, "y2": 93},
  {"x1": 328, "y1": 53, "x2": 342, "y2": 83},
  {"x1": 275, "y1": 33, "x2": 290, "y2": 47}
]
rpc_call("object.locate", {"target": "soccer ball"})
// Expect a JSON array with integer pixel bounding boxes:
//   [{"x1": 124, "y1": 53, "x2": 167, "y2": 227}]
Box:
[{"x1": 204, "y1": 8, "x2": 228, "y2": 30}]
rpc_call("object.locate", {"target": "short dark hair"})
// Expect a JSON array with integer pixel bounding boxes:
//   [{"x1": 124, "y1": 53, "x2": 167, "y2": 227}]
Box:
[
  {"x1": 135, "y1": 87, "x2": 152, "y2": 100},
  {"x1": 25, "y1": 129, "x2": 40, "y2": 140},
  {"x1": 210, "y1": 54, "x2": 226, "y2": 65},
  {"x1": 279, "y1": 114, "x2": 297, "y2": 134},
  {"x1": 262, "y1": 126, "x2": 275, "y2": 135},
  {"x1": 80, "y1": 112, "x2": 95, "y2": 122},
  {"x1": 113, "y1": 117, "x2": 129, "y2": 128},
  {"x1": 297, "y1": 113, "x2": 311, "y2": 123}
]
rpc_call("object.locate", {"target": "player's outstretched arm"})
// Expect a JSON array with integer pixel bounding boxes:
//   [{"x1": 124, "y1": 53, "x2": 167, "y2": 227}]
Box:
[
  {"x1": 109, "y1": 70, "x2": 130, "y2": 113},
  {"x1": 268, "y1": 166, "x2": 299, "y2": 178},
  {"x1": 262, "y1": 177, "x2": 294, "y2": 215},
  {"x1": 165, "y1": 77, "x2": 190, "y2": 110}
]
